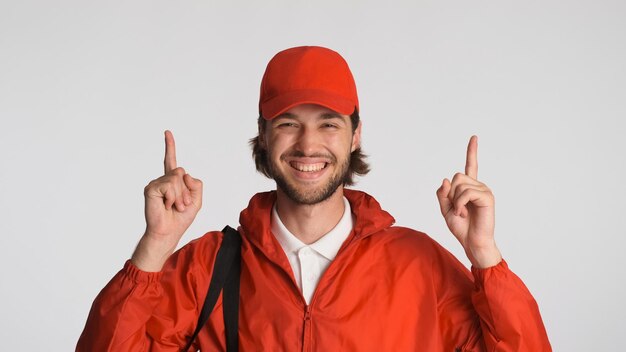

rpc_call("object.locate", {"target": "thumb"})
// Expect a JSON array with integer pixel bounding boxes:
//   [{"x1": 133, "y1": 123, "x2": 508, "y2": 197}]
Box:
[
  {"x1": 436, "y1": 178, "x2": 453, "y2": 217},
  {"x1": 183, "y1": 173, "x2": 203, "y2": 199}
]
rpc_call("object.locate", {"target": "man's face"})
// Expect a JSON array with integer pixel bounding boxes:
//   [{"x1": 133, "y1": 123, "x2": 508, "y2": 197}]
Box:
[{"x1": 263, "y1": 104, "x2": 361, "y2": 205}]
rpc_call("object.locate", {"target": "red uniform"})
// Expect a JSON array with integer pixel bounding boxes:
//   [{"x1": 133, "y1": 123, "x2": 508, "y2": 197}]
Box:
[{"x1": 77, "y1": 190, "x2": 551, "y2": 351}]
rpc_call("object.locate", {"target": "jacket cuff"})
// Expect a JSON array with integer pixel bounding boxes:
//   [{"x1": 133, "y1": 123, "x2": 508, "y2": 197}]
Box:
[
  {"x1": 471, "y1": 258, "x2": 508, "y2": 289},
  {"x1": 123, "y1": 260, "x2": 164, "y2": 284}
]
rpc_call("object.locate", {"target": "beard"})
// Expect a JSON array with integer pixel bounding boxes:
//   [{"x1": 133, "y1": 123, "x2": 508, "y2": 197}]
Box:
[{"x1": 268, "y1": 150, "x2": 351, "y2": 205}]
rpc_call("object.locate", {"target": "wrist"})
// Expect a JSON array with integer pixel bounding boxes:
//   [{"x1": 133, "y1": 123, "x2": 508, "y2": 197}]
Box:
[
  {"x1": 468, "y1": 242, "x2": 502, "y2": 269},
  {"x1": 131, "y1": 233, "x2": 178, "y2": 272}
]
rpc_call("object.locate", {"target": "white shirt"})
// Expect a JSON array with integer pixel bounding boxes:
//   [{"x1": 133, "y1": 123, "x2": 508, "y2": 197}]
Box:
[{"x1": 271, "y1": 197, "x2": 354, "y2": 304}]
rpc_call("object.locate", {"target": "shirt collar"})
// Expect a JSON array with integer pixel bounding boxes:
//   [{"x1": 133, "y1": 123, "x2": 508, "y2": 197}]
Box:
[{"x1": 271, "y1": 197, "x2": 354, "y2": 260}]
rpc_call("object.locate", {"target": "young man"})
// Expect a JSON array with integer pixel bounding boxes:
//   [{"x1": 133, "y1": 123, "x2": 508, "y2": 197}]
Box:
[{"x1": 77, "y1": 46, "x2": 551, "y2": 351}]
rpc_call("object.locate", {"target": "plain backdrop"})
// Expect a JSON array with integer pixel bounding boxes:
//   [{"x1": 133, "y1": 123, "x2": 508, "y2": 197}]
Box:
[{"x1": 1, "y1": 0, "x2": 624, "y2": 350}]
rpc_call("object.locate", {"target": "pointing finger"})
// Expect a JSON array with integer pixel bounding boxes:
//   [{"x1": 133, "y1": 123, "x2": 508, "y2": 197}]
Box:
[
  {"x1": 164, "y1": 130, "x2": 177, "y2": 174},
  {"x1": 465, "y1": 135, "x2": 478, "y2": 179}
]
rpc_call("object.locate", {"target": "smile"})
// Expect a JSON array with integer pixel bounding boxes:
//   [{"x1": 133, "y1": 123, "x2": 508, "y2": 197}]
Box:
[{"x1": 289, "y1": 161, "x2": 328, "y2": 172}]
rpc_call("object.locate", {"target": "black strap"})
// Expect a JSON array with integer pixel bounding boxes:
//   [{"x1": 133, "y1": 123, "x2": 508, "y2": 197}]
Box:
[
  {"x1": 183, "y1": 226, "x2": 241, "y2": 352},
  {"x1": 222, "y1": 226, "x2": 241, "y2": 352}
]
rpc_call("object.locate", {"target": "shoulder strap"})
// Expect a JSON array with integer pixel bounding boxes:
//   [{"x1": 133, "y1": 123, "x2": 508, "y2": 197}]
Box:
[
  {"x1": 222, "y1": 226, "x2": 241, "y2": 352},
  {"x1": 183, "y1": 226, "x2": 241, "y2": 352}
]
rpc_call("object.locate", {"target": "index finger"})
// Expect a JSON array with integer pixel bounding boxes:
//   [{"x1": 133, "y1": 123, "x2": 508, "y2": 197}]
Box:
[
  {"x1": 464, "y1": 135, "x2": 478, "y2": 179},
  {"x1": 164, "y1": 130, "x2": 177, "y2": 174}
]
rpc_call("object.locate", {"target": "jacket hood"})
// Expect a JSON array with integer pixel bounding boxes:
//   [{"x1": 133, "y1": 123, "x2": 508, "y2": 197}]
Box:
[{"x1": 238, "y1": 189, "x2": 395, "y2": 259}]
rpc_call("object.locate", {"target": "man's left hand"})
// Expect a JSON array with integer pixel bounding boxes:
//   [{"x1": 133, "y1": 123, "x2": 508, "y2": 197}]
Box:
[{"x1": 436, "y1": 135, "x2": 502, "y2": 268}]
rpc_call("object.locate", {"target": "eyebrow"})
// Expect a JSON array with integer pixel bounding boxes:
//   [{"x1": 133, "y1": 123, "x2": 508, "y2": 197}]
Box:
[
  {"x1": 272, "y1": 112, "x2": 346, "y2": 124},
  {"x1": 274, "y1": 112, "x2": 296, "y2": 120}
]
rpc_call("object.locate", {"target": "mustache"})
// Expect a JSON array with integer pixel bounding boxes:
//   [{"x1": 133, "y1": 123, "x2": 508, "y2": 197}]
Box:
[{"x1": 280, "y1": 150, "x2": 337, "y2": 163}]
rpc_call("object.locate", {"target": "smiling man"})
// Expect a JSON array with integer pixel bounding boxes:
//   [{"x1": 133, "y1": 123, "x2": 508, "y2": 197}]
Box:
[
  {"x1": 261, "y1": 105, "x2": 361, "y2": 244},
  {"x1": 78, "y1": 46, "x2": 551, "y2": 351},
  {"x1": 265, "y1": 106, "x2": 357, "y2": 205}
]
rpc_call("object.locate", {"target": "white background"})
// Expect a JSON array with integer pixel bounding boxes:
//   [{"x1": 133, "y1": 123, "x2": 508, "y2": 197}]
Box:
[{"x1": 1, "y1": 0, "x2": 624, "y2": 350}]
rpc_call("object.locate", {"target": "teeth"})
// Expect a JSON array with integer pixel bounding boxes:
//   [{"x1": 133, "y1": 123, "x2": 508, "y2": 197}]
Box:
[{"x1": 291, "y1": 162, "x2": 326, "y2": 172}]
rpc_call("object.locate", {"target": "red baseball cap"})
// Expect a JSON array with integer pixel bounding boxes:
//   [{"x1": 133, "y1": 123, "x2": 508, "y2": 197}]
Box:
[{"x1": 259, "y1": 46, "x2": 359, "y2": 120}]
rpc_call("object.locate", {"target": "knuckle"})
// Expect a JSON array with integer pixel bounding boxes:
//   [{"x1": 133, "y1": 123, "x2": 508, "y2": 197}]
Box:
[{"x1": 144, "y1": 180, "x2": 159, "y2": 194}]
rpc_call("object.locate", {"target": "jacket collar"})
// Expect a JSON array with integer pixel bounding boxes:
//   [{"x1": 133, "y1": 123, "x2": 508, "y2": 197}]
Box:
[{"x1": 238, "y1": 189, "x2": 395, "y2": 265}]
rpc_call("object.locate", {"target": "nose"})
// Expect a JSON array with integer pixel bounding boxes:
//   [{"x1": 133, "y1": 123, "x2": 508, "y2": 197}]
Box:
[{"x1": 294, "y1": 126, "x2": 323, "y2": 156}]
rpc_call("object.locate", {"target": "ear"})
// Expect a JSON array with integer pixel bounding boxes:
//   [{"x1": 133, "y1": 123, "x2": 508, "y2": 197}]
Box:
[{"x1": 351, "y1": 120, "x2": 362, "y2": 152}]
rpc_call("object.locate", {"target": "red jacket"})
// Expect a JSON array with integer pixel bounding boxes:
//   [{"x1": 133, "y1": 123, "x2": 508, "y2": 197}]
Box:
[{"x1": 77, "y1": 190, "x2": 551, "y2": 351}]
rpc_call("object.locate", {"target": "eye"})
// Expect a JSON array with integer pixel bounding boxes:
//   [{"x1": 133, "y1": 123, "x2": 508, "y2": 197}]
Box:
[
  {"x1": 322, "y1": 123, "x2": 338, "y2": 129},
  {"x1": 277, "y1": 122, "x2": 297, "y2": 128}
]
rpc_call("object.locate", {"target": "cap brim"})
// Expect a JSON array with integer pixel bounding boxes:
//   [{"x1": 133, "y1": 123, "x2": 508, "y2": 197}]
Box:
[{"x1": 261, "y1": 89, "x2": 356, "y2": 120}]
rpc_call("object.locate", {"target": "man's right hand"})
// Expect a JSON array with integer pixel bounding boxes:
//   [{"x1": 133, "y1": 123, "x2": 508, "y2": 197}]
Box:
[{"x1": 131, "y1": 130, "x2": 203, "y2": 272}]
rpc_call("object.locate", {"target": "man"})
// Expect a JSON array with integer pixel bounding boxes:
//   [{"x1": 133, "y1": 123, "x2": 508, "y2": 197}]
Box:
[{"x1": 77, "y1": 46, "x2": 551, "y2": 351}]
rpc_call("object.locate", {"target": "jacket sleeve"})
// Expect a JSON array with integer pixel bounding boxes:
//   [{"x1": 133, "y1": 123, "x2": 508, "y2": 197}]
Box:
[
  {"x1": 434, "y1": 247, "x2": 551, "y2": 352},
  {"x1": 469, "y1": 259, "x2": 551, "y2": 351},
  {"x1": 76, "y1": 232, "x2": 221, "y2": 352}
]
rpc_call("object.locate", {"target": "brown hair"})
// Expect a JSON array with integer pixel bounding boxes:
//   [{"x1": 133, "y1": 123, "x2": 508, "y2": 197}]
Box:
[{"x1": 249, "y1": 110, "x2": 370, "y2": 186}]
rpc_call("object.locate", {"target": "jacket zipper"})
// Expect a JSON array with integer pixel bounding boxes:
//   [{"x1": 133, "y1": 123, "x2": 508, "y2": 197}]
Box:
[
  {"x1": 302, "y1": 305, "x2": 312, "y2": 352},
  {"x1": 298, "y1": 225, "x2": 393, "y2": 352}
]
